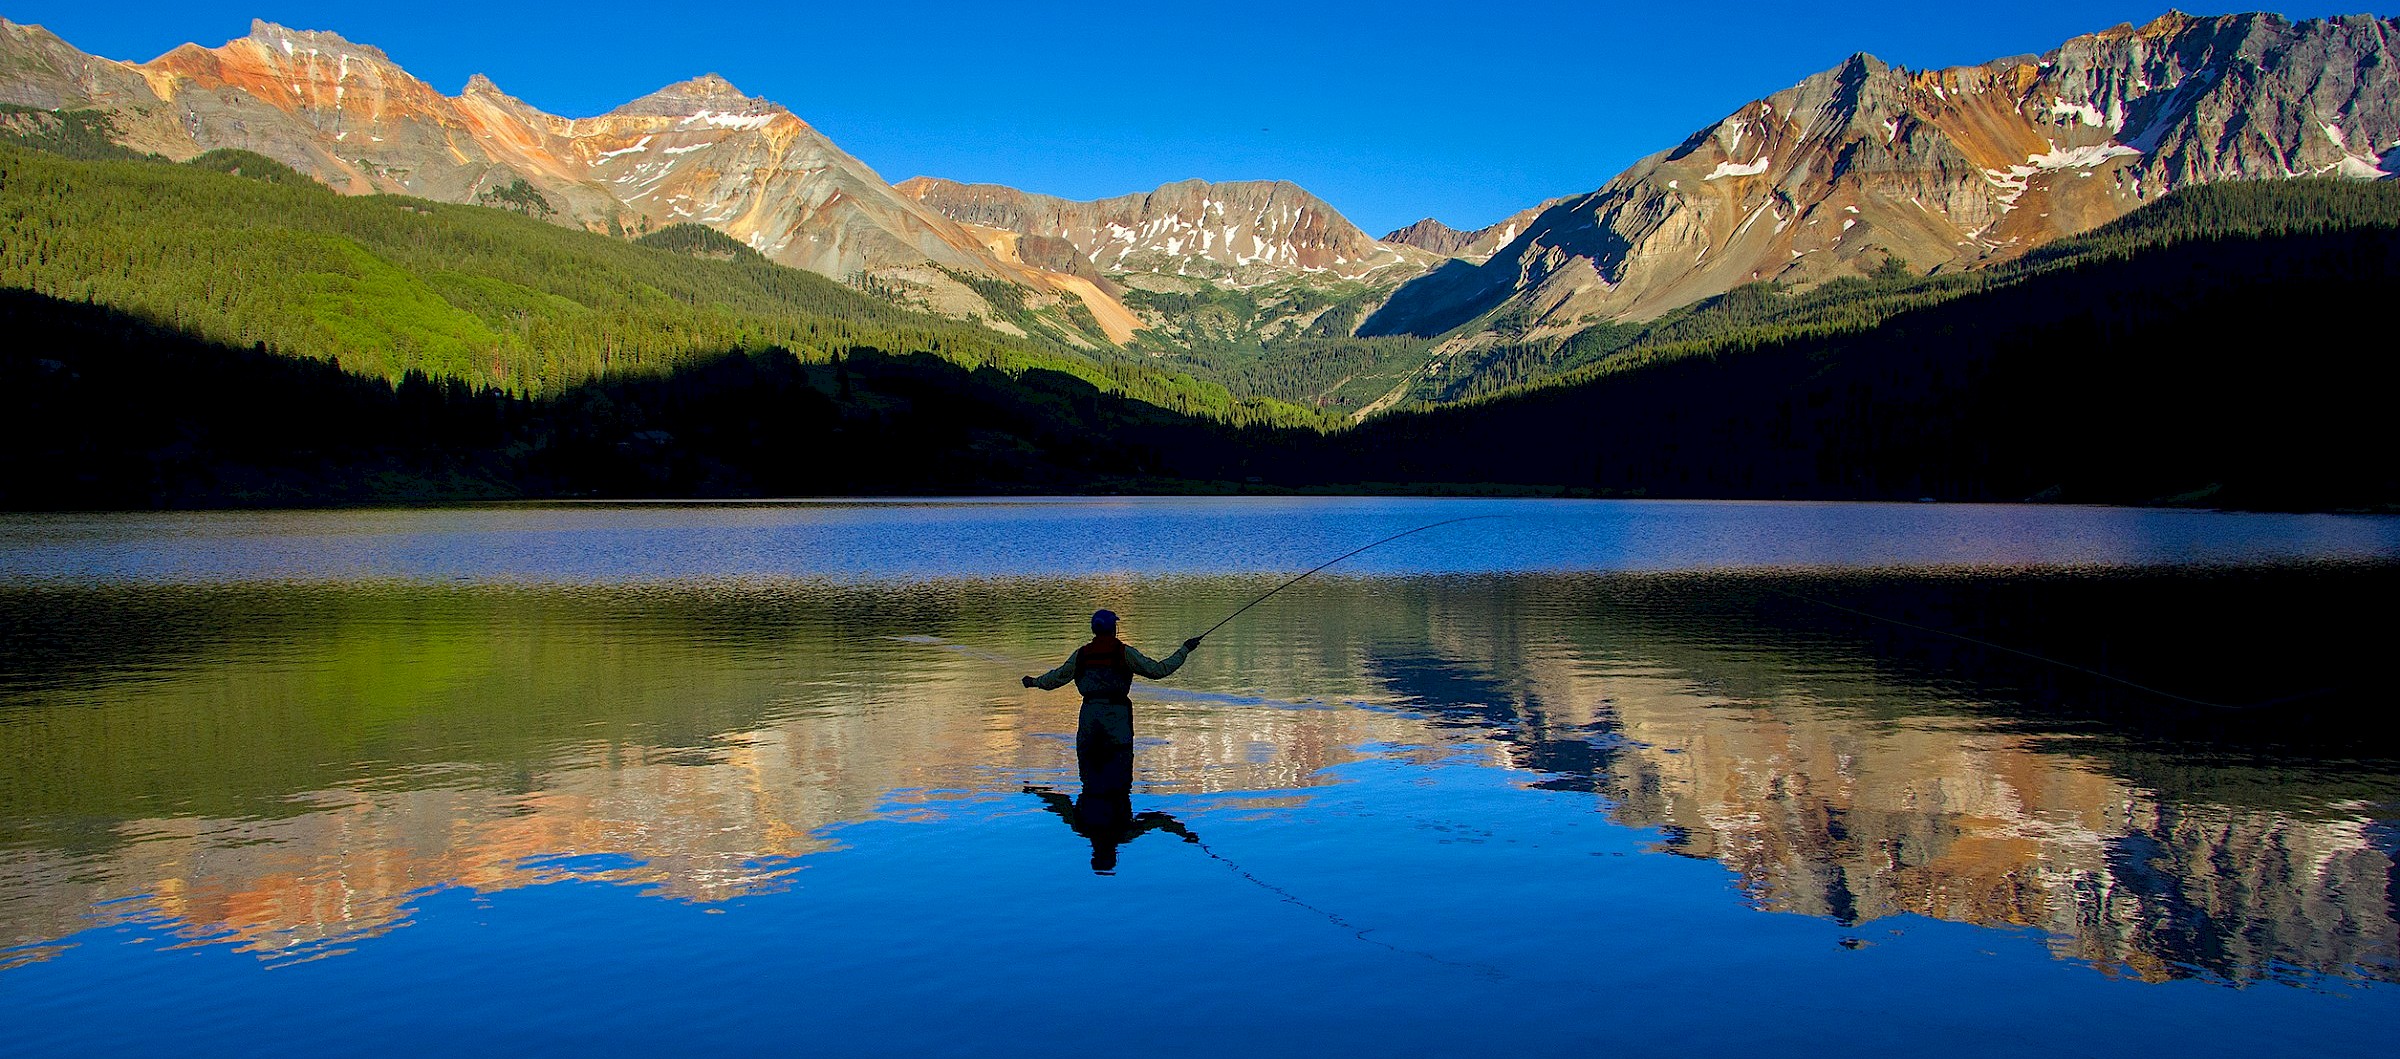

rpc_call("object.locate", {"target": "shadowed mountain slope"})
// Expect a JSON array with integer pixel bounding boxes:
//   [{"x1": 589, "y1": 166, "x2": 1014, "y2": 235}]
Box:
[{"x1": 1365, "y1": 13, "x2": 2400, "y2": 351}]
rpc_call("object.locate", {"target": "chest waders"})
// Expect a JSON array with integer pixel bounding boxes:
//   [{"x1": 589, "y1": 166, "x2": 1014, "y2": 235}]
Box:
[{"x1": 1071, "y1": 637, "x2": 1136, "y2": 791}]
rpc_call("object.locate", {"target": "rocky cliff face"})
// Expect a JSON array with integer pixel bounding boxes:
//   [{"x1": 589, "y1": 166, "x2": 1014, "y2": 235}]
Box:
[
  {"x1": 896, "y1": 175, "x2": 1443, "y2": 347},
  {"x1": 0, "y1": 19, "x2": 1134, "y2": 343},
  {"x1": 897, "y1": 175, "x2": 1431, "y2": 282},
  {"x1": 12, "y1": 13, "x2": 2396, "y2": 362},
  {"x1": 1379, "y1": 218, "x2": 1469, "y2": 256},
  {"x1": 1365, "y1": 12, "x2": 2400, "y2": 341},
  {"x1": 1380, "y1": 201, "x2": 1556, "y2": 261}
]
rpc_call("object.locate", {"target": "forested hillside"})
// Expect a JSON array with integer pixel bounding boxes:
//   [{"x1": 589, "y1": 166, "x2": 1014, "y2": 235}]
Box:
[
  {"x1": 3, "y1": 142, "x2": 2395, "y2": 509},
  {"x1": 0, "y1": 289, "x2": 1276, "y2": 506},
  {"x1": 1105, "y1": 276, "x2": 1437, "y2": 412},
  {"x1": 1292, "y1": 180, "x2": 2400, "y2": 508},
  {"x1": 1400, "y1": 180, "x2": 2400, "y2": 406},
  {"x1": 0, "y1": 145, "x2": 1328, "y2": 427}
]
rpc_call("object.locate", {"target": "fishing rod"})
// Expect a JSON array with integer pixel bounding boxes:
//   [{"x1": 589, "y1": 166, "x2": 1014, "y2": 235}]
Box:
[
  {"x1": 1181, "y1": 830, "x2": 1513, "y2": 981},
  {"x1": 1191, "y1": 515, "x2": 1502, "y2": 643}
]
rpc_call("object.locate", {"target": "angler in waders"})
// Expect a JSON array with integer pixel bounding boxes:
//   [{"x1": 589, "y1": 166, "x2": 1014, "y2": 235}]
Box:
[
  {"x1": 1021, "y1": 609, "x2": 1201, "y2": 870},
  {"x1": 1022, "y1": 609, "x2": 1199, "y2": 787}
]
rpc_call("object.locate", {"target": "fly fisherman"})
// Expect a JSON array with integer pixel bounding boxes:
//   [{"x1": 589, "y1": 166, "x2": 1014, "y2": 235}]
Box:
[{"x1": 1022, "y1": 610, "x2": 1200, "y2": 790}]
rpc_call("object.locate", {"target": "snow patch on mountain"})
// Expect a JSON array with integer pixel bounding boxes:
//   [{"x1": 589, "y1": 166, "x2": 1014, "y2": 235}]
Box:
[
  {"x1": 593, "y1": 136, "x2": 652, "y2": 161},
  {"x1": 680, "y1": 109, "x2": 773, "y2": 131},
  {"x1": 1707, "y1": 157, "x2": 1772, "y2": 180}
]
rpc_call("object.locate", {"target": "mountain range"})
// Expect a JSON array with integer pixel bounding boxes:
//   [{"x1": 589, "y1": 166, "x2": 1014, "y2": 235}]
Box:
[
  {"x1": 1360, "y1": 10, "x2": 2400, "y2": 357},
  {"x1": 0, "y1": 19, "x2": 1136, "y2": 345},
  {"x1": 2, "y1": 10, "x2": 2397, "y2": 404}
]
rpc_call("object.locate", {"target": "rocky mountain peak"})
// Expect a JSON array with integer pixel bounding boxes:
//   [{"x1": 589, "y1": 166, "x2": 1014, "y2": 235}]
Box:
[
  {"x1": 1835, "y1": 51, "x2": 1888, "y2": 81},
  {"x1": 240, "y1": 20, "x2": 393, "y2": 66},
  {"x1": 899, "y1": 174, "x2": 1417, "y2": 280},
  {"x1": 610, "y1": 73, "x2": 767, "y2": 118},
  {"x1": 0, "y1": 17, "x2": 1140, "y2": 349},
  {"x1": 2128, "y1": 10, "x2": 2203, "y2": 39},
  {"x1": 0, "y1": 18, "x2": 64, "y2": 45},
  {"x1": 457, "y1": 71, "x2": 550, "y2": 125},
  {"x1": 1382, "y1": 199, "x2": 1567, "y2": 262},
  {"x1": 1381, "y1": 218, "x2": 1473, "y2": 255},
  {"x1": 1365, "y1": 9, "x2": 2400, "y2": 344},
  {"x1": 139, "y1": 18, "x2": 449, "y2": 132}
]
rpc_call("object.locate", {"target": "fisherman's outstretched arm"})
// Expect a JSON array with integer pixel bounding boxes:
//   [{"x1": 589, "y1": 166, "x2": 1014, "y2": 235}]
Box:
[
  {"x1": 1125, "y1": 642, "x2": 1194, "y2": 680},
  {"x1": 1024, "y1": 786, "x2": 1076, "y2": 820},
  {"x1": 1133, "y1": 812, "x2": 1200, "y2": 843},
  {"x1": 1025, "y1": 653, "x2": 1077, "y2": 690}
]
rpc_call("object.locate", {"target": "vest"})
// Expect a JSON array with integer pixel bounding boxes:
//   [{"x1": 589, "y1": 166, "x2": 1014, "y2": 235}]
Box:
[{"x1": 1072, "y1": 636, "x2": 1134, "y2": 704}]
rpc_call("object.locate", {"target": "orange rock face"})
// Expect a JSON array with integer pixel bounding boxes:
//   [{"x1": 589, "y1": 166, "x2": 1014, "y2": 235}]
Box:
[
  {"x1": 0, "y1": 18, "x2": 1135, "y2": 344},
  {"x1": 899, "y1": 174, "x2": 1428, "y2": 283}
]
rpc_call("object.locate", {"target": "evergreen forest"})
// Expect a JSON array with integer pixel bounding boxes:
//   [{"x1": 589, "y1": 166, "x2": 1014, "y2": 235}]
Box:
[
  {"x1": 0, "y1": 142, "x2": 1327, "y2": 427},
  {"x1": 1304, "y1": 180, "x2": 2400, "y2": 508},
  {"x1": 2, "y1": 128, "x2": 2396, "y2": 510}
]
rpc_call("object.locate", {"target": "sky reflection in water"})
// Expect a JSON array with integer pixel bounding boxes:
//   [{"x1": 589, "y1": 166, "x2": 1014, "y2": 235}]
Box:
[
  {"x1": 6, "y1": 496, "x2": 2400, "y2": 583},
  {"x1": 1, "y1": 500, "x2": 2396, "y2": 1056}
]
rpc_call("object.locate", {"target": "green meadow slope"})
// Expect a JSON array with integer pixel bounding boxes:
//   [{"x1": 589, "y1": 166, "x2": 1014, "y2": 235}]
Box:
[{"x1": 0, "y1": 143, "x2": 1328, "y2": 427}]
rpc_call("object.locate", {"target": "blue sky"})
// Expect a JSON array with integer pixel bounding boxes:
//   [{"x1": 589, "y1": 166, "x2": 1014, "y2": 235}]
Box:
[{"x1": 5, "y1": 2, "x2": 2380, "y2": 233}]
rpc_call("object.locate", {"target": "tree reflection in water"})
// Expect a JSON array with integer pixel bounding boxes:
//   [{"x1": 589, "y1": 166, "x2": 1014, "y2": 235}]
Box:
[{"x1": 0, "y1": 564, "x2": 2394, "y2": 986}]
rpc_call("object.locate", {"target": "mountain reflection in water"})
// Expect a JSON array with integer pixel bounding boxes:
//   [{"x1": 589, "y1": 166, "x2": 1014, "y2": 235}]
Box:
[{"x1": 1, "y1": 564, "x2": 2395, "y2": 988}]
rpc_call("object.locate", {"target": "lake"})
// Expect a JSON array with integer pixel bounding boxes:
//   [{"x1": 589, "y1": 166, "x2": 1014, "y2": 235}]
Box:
[{"x1": 2, "y1": 498, "x2": 2397, "y2": 1056}]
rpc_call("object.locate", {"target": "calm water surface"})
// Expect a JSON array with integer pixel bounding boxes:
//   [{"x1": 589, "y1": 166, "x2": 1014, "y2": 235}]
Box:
[{"x1": 2, "y1": 498, "x2": 2396, "y2": 1057}]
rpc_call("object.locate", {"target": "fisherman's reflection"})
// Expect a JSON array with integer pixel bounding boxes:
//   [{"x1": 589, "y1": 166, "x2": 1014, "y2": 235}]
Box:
[
  {"x1": 1025, "y1": 734, "x2": 1197, "y2": 874},
  {"x1": 1021, "y1": 607, "x2": 1203, "y2": 873}
]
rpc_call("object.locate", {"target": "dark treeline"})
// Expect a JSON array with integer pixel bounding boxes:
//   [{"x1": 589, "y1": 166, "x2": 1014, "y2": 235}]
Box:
[
  {"x1": 1277, "y1": 212, "x2": 2400, "y2": 508},
  {"x1": 5, "y1": 152, "x2": 2398, "y2": 508},
  {"x1": 1421, "y1": 257, "x2": 1955, "y2": 404},
  {"x1": 9, "y1": 204, "x2": 2400, "y2": 508},
  {"x1": 0, "y1": 289, "x2": 1276, "y2": 507},
  {"x1": 4, "y1": 289, "x2": 506, "y2": 506},
  {"x1": 1665, "y1": 566, "x2": 2400, "y2": 764}
]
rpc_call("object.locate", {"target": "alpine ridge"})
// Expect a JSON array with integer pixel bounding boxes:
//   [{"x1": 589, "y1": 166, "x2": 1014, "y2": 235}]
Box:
[
  {"x1": 0, "y1": 18, "x2": 1138, "y2": 344},
  {"x1": 5, "y1": 12, "x2": 2399, "y2": 396},
  {"x1": 896, "y1": 175, "x2": 1446, "y2": 346},
  {"x1": 1379, "y1": 201, "x2": 1557, "y2": 261},
  {"x1": 899, "y1": 175, "x2": 1427, "y2": 281},
  {"x1": 1364, "y1": 11, "x2": 2400, "y2": 348}
]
